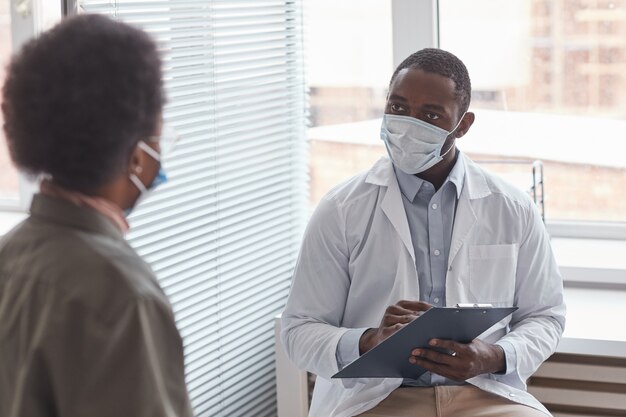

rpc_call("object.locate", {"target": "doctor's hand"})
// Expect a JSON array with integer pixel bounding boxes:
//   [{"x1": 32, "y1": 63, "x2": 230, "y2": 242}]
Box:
[
  {"x1": 408, "y1": 338, "x2": 506, "y2": 381},
  {"x1": 359, "y1": 300, "x2": 432, "y2": 355}
]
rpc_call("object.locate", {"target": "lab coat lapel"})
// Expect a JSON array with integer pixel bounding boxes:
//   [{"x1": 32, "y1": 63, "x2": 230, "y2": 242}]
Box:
[
  {"x1": 381, "y1": 178, "x2": 416, "y2": 263},
  {"x1": 366, "y1": 157, "x2": 416, "y2": 263},
  {"x1": 448, "y1": 189, "x2": 477, "y2": 266},
  {"x1": 448, "y1": 154, "x2": 491, "y2": 266}
]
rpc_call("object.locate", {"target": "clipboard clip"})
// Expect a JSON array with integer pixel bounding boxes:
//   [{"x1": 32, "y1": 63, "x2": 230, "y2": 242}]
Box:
[{"x1": 456, "y1": 303, "x2": 493, "y2": 308}]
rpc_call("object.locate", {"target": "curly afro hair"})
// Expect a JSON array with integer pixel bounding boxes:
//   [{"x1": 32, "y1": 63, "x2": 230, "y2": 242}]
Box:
[
  {"x1": 2, "y1": 14, "x2": 163, "y2": 192},
  {"x1": 389, "y1": 48, "x2": 471, "y2": 116}
]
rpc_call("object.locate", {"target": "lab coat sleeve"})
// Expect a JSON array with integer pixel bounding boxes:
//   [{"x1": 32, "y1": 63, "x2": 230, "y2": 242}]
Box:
[
  {"x1": 44, "y1": 296, "x2": 193, "y2": 417},
  {"x1": 281, "y1": 196, "x2": 355, "y2": 379},
  {"x1": 493, "y1": 202, "x2": 566, "y2": 388}
]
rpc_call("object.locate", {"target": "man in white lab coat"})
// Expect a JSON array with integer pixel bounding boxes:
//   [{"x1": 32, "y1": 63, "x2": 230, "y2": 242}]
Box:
[{"x1": 281, "y1": 48, "x2": 566, "y2": 417}]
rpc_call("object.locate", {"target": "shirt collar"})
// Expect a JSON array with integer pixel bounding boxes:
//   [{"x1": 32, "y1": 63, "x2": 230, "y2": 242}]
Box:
[
  {"x1": 30, "y1": 193, "x2": 125, "y2": 240},
  {"x1": 393, "y1": 151, "x2": 466, "y2": 202}
]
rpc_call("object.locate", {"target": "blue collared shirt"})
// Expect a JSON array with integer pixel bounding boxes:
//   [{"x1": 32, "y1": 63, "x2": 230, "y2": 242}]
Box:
[
  {"x1": 393, "y1": 154, "x2": 464, "y2": 386},
  {"x1": 394, "y1": 155, "x2": 464, "y2": 310}
]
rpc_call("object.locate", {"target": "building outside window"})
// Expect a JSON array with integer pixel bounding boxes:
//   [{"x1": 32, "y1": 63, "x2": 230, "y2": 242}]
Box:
[
  {"x1": 440, "y1": 0, "x2": 626, "y2": 223},
  {"x1": 305, "y1": 0, "x2": 394, "y2": 208}
]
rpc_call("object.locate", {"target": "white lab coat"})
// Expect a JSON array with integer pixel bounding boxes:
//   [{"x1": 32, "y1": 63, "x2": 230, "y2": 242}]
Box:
[{"x1": 282, "y1": 154, "x2": 566, "y2": 417}]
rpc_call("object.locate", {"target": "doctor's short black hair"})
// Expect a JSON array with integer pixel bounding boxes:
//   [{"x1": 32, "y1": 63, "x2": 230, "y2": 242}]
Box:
[
  {"x1": 1, "y1": 14, "x2": 163, "y2": 192},
  {"x1": 389, "y1": 48, "x2": 472, "y2": 116}
]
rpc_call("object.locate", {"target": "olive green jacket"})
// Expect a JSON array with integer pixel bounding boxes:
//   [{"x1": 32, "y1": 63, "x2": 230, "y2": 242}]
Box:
[{"x1": 0, "y1": 194, "x2": 193, "y2": 417}]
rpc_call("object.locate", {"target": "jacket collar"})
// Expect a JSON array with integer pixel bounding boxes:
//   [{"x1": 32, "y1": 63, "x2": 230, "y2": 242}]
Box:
[{"x1": 29, "y1": 193, "x2": 124, "y2": 241}]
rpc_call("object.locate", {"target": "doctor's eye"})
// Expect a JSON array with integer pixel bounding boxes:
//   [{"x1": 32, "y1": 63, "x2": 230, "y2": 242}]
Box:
[
  {"x1": 425, "y1": 112, "x2": 441, "y2": 121},
  {"x1": 390, "y1": 103, "x2": 407, "y2": 113}
]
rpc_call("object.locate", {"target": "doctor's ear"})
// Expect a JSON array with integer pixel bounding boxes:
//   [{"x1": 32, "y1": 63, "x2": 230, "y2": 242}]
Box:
[{"x1": 455, "y1": 112, "x2": 475, "y2": 138}]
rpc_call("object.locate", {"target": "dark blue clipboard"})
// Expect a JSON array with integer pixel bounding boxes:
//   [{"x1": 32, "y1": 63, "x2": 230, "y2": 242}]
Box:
[{"x1": 332, "y1": 306, "x2": 517, "y2": 379}]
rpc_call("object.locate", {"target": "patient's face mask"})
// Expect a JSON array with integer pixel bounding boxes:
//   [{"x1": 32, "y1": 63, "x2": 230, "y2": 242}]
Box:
[
  {"x1": 126, "y1": 126, "x2": 178, "y2": 216},
  {"x1": 380, "y1": 114, "x2": 464, "y2": 174},
  {"x1": 129, "y1": 141, "x2": 168, "y2": 194}
]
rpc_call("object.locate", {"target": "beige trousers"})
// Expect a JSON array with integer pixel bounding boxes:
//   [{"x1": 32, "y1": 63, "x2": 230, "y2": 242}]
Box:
[{"x1": 357, "y1": 386, "x2": 547, "y2": 417}]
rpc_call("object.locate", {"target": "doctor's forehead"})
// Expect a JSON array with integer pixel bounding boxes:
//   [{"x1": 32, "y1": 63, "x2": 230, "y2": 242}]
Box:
[{"x1": 388, "y1": 68, "x2": 458, "y2": 105}]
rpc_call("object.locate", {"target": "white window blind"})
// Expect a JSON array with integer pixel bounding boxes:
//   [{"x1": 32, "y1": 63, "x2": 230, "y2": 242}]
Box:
[{"x1": 77, "y1": 1, "x2": 307, "y2": 416}]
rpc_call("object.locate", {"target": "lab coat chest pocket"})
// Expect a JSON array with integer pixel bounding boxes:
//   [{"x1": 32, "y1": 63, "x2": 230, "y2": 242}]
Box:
[{"x1": 468, "y1": 244, "x2": 517, "y2": 305}]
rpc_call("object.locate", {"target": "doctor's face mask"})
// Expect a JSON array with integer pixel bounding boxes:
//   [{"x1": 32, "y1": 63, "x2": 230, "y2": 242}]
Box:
[
  {"x1": 380, "y1": 114, "x2": 464, "y2": 175},
  {"x1": 126, "y1": 125, "x2": 179, "y2": 216}
]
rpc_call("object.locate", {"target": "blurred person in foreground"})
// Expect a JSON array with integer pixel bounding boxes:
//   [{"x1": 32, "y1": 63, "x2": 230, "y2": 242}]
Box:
[
  {"x1": 282, "y1": 48, "x2": 565, "y2": 417},
  {"x1": 0, "y1": 14, "x2": 192, "y2": 417}
]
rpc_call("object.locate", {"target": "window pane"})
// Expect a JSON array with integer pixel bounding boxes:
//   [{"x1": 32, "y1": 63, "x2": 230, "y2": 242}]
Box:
[
  {"x1": 440, "y1": 0, "x2": 626, "y2": 222},
  {"x1": 306, "y1": 0, "x2": 393, "y2": 127},
  {"x1": 306, "y1": 0, "x2": 393, "y2": 209},
  {"x1": 0, "y1": 1, "x2": 20, "y2": 204}
]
